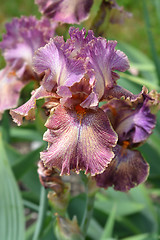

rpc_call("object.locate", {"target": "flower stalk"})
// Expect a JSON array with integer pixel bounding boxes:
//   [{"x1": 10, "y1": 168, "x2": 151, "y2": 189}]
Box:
[{"x1": 80, "y1": 176, "x2": 97, "y2": 237}]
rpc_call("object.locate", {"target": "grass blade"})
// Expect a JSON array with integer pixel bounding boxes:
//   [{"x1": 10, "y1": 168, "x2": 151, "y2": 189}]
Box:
[
  {"x1": 0, "y1": 132, "x2": 25, "y2": 240},
  {"x1": 100, "y1": 204, "x2": 117, "y2": 240}
]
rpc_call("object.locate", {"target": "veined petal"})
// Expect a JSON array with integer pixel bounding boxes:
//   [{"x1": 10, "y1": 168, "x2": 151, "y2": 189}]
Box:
[
  {"x1": 0, "y1": 67, "x2": 25, "y2": 119},
  {"x1": 102, "y1": 98, "x2": 156, "y2": 145},
  {"x1": 0, "y1": 16, "x2": 56, "y2": 78},
  {"x1": 10, "y1": 86, "x2": 55, "y2": 126},
  {"x1": 35, "y1": 0, "x2": 93, "y2": 24},
  {"x1": 33, "y1": 39, "x2": 85, "y2": 91},
  {"x1": 87, "y1": 39, "x2": 130, "y2": 100},
  {"x1": 95, "y1": 145, "x2": 149, "y2": 192},
  {"x1": 41, "y1": 105, "x2": 117, "y2": 176},
  {"x1": 67, "y1": 27, "x2": 95, "y2": 57}
]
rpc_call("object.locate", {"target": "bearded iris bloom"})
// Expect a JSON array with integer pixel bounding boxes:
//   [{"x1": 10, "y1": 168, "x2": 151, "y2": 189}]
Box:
[
  {"x1": 10, "y1": 27, "x2": 160, "y2": 188},
  {"x1": 35, "y1": 0, "x2": 93, "y2": 24},
  {"x1": 0, "y1": 16, "x2": 56, "y2": 118}
]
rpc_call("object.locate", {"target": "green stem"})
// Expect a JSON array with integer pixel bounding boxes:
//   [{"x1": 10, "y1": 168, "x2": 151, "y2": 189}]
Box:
[
  {"x1": 143, "y1": 0, "x2": 160, "y2": 84},
  {"x1": 33, "y1": 187, "x2": 48, "y2": 240},
  {"x1": 80, "y1": 187, "x2": 96, "y2": 237}
]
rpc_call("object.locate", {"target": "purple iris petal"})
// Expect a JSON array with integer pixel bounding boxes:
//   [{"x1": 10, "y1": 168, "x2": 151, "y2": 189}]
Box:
[
  {"x1": 0, "y1": 16, "x2": 56, "y2": 77},
  {"x1": 33, "y1": 38, "x2": 86, "y2": 92},
  {"x1": 0, "y1": 16, "x2": 56, "y2": 115},
  {"x1": 35, "y1": 0, "x2": 93, "y2": 24},
  {"x1": 86, "y1": 39, "x2": 130, "y2": 100},
  {"x1": 0, "y1": 67, "x2": 25, "y2": 119},
  {"x1": 40, "y1": 105, "x2": 117, "y2": 176},
  {"x1": 95, "y1": 145, "x2": 149, "y2": 192},
  {"x1": 102, "y1": 98, "x2": 156, "y2": 145},
  {"x1": 10, "y1": 86, "x2": 56, "y2": 126},
  {"x1": 33, "y1": 27, "x2": 129, "y2": 109}
]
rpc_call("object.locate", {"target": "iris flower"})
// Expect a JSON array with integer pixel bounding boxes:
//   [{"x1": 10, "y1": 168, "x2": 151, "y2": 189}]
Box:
[
  {"x1": 10, "y1": 27, "x2": 159, "y2": 186},
  {"x1": 0, "y1": 16, "x2": 56, "y2": 118}
]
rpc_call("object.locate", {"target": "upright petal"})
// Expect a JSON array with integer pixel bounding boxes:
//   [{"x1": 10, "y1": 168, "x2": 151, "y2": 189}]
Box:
[
  {"x1": 35, "y1": 0, "x2": 93, "y2": 24},
  {"x1": 95, "y1": 145, "x2": 149, "y2": 192},
  {"x1": 86, "y1": 39, "x2": 130, "y2": 100},
  {"x1": 67, "y1": 27, "x2": 95, "y2": 57},
  {"x1": 33, "y1": 39, "x2": 85, "y2": 91},
  {"x1": 41, "y1": 105, "x2": 117, "y2": 176}
]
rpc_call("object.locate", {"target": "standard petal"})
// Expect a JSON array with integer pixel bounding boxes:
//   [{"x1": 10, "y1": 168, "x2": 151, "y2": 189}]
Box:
[
  {"x1": 35, "y1": 0, "x2": 93, "y2": 24},
  {"x1": 87, "y1": 39, "x2": 130, "y2": 100},
  {"x1": 33, "y1": 39, "x2": 85, "y2": 91},
  {"x1": 67, "y1": 27, "x2": 95, "y2": 57},
  {"x1": 0, "y1": 67, "x2": 25, "y2": 119},
  {"x1": 40, "y1": 105, "x2": 117, "y2": 176},
  {"x1": 95, "y1": 145, "x2": 149, "y2": 192},
  {"x1": 10, "y1": 86, "x2": 56, "y2": 126}
]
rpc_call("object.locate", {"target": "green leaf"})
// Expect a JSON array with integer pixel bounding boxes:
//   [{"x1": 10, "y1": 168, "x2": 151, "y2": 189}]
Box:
[
  {"x1": 87, "y1": 219, "x2": 103, "y2": 240},
  {"x1": 0, "y1": 111, "x2": 10, "y2": 142},
  {"x1": 122, "y1": 233, "x2": 156, "y2": 240},
  {"x1": 119, "y1": 72, "x2": 160, "y2": 91},
  {"x1": 12, "y1": 144, "x2": 45, "y2": 180},
  {"x1": 22, "y1": 165, "x2": 41, "y2": 198},
  {"x1": 100, "y1": 204, "x2": 117, "y2": 240},
  {"x1": 0, "y1": 132, "x2": 25, "y2": 240},
  {"x1": 117, "y1": 42, "x2": 158, "y2": 85},
  {"x1": 68, "y1": 193, "x2": 86, "y2": 225},
  {"x1": 95, "y1": 195, "x2": 144, "y2": 218},
  {"x1": 10, "y1": 127, "x2": 43, "y2": 142},
  {"x1": 33, "y1": 187, "x2": 48, "y2": 240},
  {"x1": 4, "y1": 142, "x2": 22, "y2": 166},
  {"x1": 143, "y1": 0, "x2": 160, "y2": 84},
  {"x1": 117, "y1": 77, "x2": 141, "y2": 94}
]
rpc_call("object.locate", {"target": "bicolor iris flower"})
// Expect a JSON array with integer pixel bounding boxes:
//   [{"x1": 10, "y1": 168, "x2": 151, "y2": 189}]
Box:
[{"x1": 10, "y1": 27, "x2": 159, "y2": 187}]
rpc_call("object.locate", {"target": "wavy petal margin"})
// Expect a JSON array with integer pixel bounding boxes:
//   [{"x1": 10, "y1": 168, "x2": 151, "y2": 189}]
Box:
[
  {"x1": 95, "y1": 145, "x2": 149, "y2": 192},
  {"x1": 40, "y1": 105, "x2": 117, "y2": 176},
  {"x1": 87, "y1": 39, "x2": 130, "y2": 100},
  {"x1": 10, "y1": 86, "x2": 55, "y2": 125},
  {"x1": 102, "y1": 97, "x2": 156, "y2": 145},
  {"x1": 33, "y1": 39, "x2": 85, "y2": 92}
]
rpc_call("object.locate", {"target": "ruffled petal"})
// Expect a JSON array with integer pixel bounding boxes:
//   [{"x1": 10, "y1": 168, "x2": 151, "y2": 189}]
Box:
[
  {"x1": 67, "y1": 27, "x2": 95, "y2": 57},
  {"x1": 87, "y1": 39, "x2": 130, "y2": 100},
  {"x1": 10, "y1": 86, "x2": 56, "y2": 125},
  {"x1": 33, "y1": 39, "x2": 85, "y2": 92},
  {"x1": 0, "y1": 67, "x2": 25, "y2": 119},
  {"x1": 0, "y1": 16, "x2": 56, "y2": 78},
  {"x1": 102, "y1": 97, "x2": 156, "y2": 145},
  {"x1": 40, "y1": 105, "x2": 117, "y2": 176},
  {"x1": 95, "y1": 145, "x2": 149, "y2": 192},
  {"x1": 35, "y1": 0, "x2": 93, "y2": 24}
]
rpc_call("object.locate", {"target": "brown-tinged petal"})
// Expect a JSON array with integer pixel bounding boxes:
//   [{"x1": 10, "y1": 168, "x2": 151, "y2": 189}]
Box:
[
  {"x1": 95, "y1": 145, "x2": 149, "y2": 192},
  {"x1": 41, "y1": 105, "x2": 117, "y2": 176}
]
